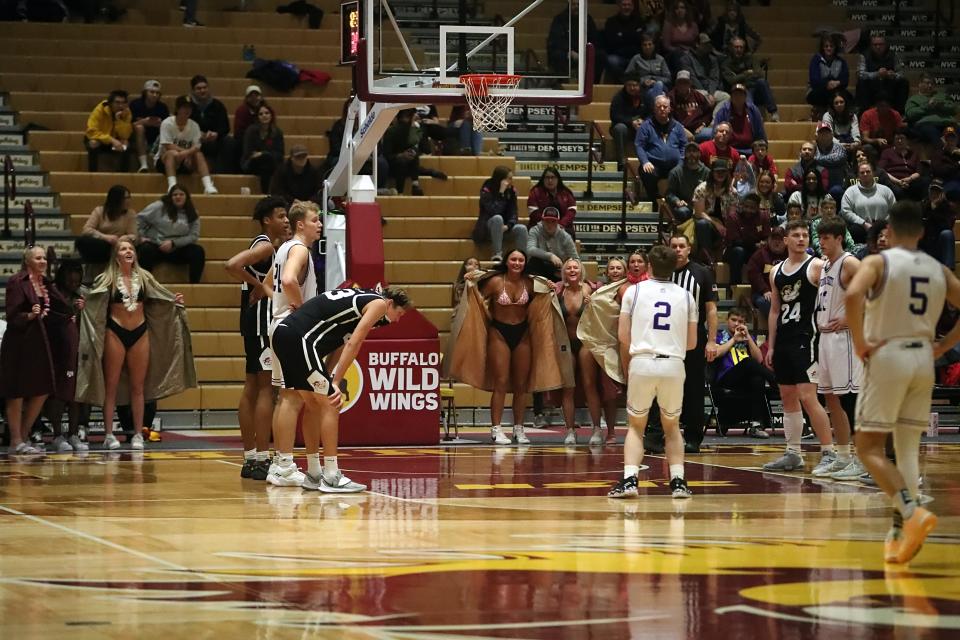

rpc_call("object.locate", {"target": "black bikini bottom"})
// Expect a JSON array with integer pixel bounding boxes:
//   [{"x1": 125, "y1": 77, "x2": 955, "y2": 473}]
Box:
[
  {"x1": 491, "y1": 319, "x2": 529, "y2": 351},
  {"x1": 107, "y1": 317, "x2": 148, "y2": 349}
]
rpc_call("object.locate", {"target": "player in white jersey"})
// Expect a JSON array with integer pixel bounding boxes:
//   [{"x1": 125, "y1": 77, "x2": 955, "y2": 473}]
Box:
[
  {"x1": 262, "y1": 200, "x2": 322, "y2": 487},
  {"x1": 812, "y1": 216, "x2": 865, "y2": 479},
  {"x1": 847, "y1": 201, "x2": 960, "y2": 564},
  {"x1": 224, "y1": 196, "x2": 289, "y2": 480},
  {"x1": 608, "y1": 245, "x2": 698, "y2": 500}
]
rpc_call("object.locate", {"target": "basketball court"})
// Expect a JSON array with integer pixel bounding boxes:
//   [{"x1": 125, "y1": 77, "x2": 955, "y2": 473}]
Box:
[{"x1": 0, "y1": 435, "x2": 959, "y2": 638}]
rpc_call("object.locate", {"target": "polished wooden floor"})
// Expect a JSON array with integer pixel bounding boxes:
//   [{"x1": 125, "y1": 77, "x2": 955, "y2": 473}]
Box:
[{"x1": 1, "y1": 435, "x2": 959, "y2": 639}]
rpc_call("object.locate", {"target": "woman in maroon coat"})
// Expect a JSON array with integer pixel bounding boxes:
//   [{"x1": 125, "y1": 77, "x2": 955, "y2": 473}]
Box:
[
  {"x1": 527, "y1": 167, "x2": 578, "y2": 238},
  {"x1": 1, "y1": 246, "x2": 76, "y2": 454}
]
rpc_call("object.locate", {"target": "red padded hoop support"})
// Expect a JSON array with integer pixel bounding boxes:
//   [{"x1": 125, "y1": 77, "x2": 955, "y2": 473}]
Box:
[{"x1": 355, "y1": 39, "x2": 594, "y2": 106}]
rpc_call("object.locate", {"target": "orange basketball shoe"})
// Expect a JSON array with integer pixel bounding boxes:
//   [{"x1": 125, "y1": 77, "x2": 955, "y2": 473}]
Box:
[{"x1": 896, "y1": 508, "x2": 937, "y2": 564}]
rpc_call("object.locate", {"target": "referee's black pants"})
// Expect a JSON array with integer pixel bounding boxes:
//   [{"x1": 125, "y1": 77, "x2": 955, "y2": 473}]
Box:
[{"x1": 644, "y1": 339, "x2": 707, "y2": 447}]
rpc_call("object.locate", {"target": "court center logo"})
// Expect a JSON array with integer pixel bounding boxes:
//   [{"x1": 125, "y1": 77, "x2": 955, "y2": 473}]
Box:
[{"x1": 339, "y1": 360, "x2": 364, "y2": 414}]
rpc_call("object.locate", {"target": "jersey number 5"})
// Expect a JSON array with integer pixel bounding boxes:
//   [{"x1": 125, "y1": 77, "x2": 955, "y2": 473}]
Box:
[
  {"x1": 909, "y1": 276, "x2": 929, "y2": 316},
  {"x1": 653, "y1": 301, "x2": 671, "y2": 330}
]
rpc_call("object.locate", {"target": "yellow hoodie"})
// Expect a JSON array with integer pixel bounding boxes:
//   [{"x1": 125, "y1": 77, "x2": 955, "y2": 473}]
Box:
[{"x1": 85, "y1": 101, "x2": 133, "y2": 144}]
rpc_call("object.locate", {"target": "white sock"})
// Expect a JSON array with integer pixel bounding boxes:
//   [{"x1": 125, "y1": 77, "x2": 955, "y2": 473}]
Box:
[
  {"x1": 783, "y1": 411, "x2": 804, "y2": 454},
  {"x1": 201, "y1": 175, "x2": 215, "y2": 189},
  {"x1": 624, "y1": 465, "x2": 640, "y2": 479},
  {"x1": 893, "y1": 427, "x2": 922, "y2": 500},
  {"x1": 821, "y1": 443, "x2": 835, "y2": 455},
  {"x1": 323, "y1": 456, "x2": 339, "y2": 482},
  {"x1": 669, "y1": 464, "x2": 684, "y2": 480},
  {"x1": 243, "y1": 448, "x2": 256, "y2": 461},
  {"x1": 166, "y1": 175, "x2": 177, "y2": 190},
  {"x1": 138, "y1": 154, "x2": 147, "y2": 168},
  {"x1": 278, "y1": 453, "x2": 294, "y2": 467},
  {"x1": 836, "y1": 443, "x2": 851, "y2": 460},
  {"x1": 255, "y1": 450, "x2": 269, "y2": 462},
  {"x1": 306, "y1": 453, "x2": 321, "y2": 477}
]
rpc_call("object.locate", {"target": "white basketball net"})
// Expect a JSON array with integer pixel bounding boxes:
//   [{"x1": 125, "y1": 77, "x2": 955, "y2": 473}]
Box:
[{"x1": 460, "y1": 74, "x2": 522, "y2": 132}]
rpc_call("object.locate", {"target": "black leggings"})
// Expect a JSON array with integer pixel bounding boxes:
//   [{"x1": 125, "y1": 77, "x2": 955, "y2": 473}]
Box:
[{"x1": 137, "y1": 242, "x2": 206, "y2": 283}]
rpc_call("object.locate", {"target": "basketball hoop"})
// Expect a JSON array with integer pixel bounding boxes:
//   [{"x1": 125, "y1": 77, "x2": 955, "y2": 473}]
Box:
[{"x1": 460, "y1": 74, "x2": 522, "y2": 132}]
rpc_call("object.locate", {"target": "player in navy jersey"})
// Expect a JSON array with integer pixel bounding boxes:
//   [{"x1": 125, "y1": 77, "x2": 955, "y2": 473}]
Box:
[
  {"x1": 269, "y1": 287, "x2": 411, "y2": 492},
  {"x1": 224, "y1": 196, "x2": 289, "y2": 480}
]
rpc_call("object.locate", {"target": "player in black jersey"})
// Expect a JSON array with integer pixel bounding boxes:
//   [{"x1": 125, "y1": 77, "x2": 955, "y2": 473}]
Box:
[
  {"x1": 224, "y1": 196, "x2": 289, "y2": 480},
  {"x1": 269, "y1": 286, "x2": 411, "y2": 492},
  {"x1": 763, "y1": 220, "x2": 835, "y2": 472}
]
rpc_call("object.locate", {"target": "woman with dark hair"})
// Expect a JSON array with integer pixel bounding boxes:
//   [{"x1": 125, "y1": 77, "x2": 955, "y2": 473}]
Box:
[
  {"x1": 242, "y1": 102, "x2": 285, "y2": 193},
  {"x1": 225, "y1": 196, "x2": 289, "y2": 479},
  {"x1": 474, "y1": 165, "x2": 527, "y2": 262},
  {"x1": 452, "y1": 256, "x2": 481, "y2": 309},
  {"x1": 788, "y1": 168, "x2": 829, "y2": 220},
  {"x1": 527, "y1": 166, "x2": 578, "y2": 236},
  {"x1": 692, "y1": 157, "x2": 738, "y2": 262},
  {"x1": 76, "y1": 185, "x2": 138, "y2": 265},
  {"x1": 710, "y1": 2, "x2": 762, "y2": 53},
  {"x1": 77, "y1": 239, "x2": 195, "y2": 450},
  {"x1": 807, "y1": 34, "x2": 850, "y2": 114},
  {"x1": 617, "y1": 249, "x2": 649, "y2": 301},
  {"x1": 136, "y1": 184, "x2": 205, "y2": 283},
  {"x1": 822, "y1": 92, "x2": 861, "y2": 153},
  {"x1": 756, "y1": 170, "x2": 786, "y2": 224},
  {"x1": 1, "y1": 246, "x2": 76, "y2": 455},
  {"x1": 661, "y1": 0, "x2": 699, "y2": 71}
]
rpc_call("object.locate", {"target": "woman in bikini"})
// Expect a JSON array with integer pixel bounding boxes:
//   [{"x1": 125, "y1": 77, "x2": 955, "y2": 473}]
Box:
[
  {"x1": 97, "y1": 239, "x2": 183, "y2": 450},
  {"x1": 479, "y1": 248, "x2": 535, "y2": 445},
  {"x1": 556, "y1": 258, "x2": 597, "y2": 445}
]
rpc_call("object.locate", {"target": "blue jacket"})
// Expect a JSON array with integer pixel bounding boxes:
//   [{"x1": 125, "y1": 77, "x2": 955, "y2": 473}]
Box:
[
  {"x1": 713, "y1": 101, "x2": 767, "y2": 145},
  {"x1": 634, "y1": 117, "x2": 686, "y2": 169}
]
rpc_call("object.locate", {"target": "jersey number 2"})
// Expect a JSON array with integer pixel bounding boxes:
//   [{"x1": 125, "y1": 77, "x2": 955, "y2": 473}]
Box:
[
  {"x1": 909, "y1": 276, "x2": 929, "y2": 315},
  {"x1": 653, "y1": 302, "x2": 671, "y2": 330}
]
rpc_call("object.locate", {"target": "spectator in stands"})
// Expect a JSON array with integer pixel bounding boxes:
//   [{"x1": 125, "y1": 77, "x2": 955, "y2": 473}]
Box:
[
  {"x1": 856, "y1": 145, "x2": 899, "y2": 195},
  {"x1": 821, "y1": 92, "x2": 861, "y2": 156},
  {"x1": 853, "y1": 219, "x2": 889, "y2": 259},
  {"x1": 446, "y1": 105, "x2": 483, "y2": 156},
  {"x1": 669, "y1": 70, "x2": 713, "y2": 142},
  {"x1": 547, "y1": 2, "x2": 602, "y2": 83},
  {"x1": 686, "y1": 33, "x2": 730, "y2": 109},
  {"x1": 526, "y1": 207, "x2": 579, "y2": 280},
  {"x1": 136, "y1": 184, "x2": 205, "y2": 283},
  {"x1": 692, "y1": 157, "x2": 737, "y2": 263},
  {"x1": 920, "y1": 179, "x2": 956, "y2": 267},
  {"x1": 129, "y1": 80, "x2": 169, "y2": 150},
  {"x1": 189, "y1": 75, "x2": 233, "y2": 173},
  {"x1": 806, "y1": 34, "x2": 849, "y2": 116},
  {"x1": 241, "y1": 102, "x2": 285, "y2": 194},
  {"x1": 85, "y1": 89, "x2": 148, "y2": 173},
  {"x1": 856, "y1": 34, "x2": 909, "y2": 113},
  {"x1": 746, "y1": 225, "x2": 786, "y2": 316},
  {"x1": 182, "y1": 0, "x2": 202, "y2": 27},
  {"x1": 661, "y1": 0, "x2": 699, "y2": 71},
  {"x1": 721, "y1": 37, "x2": 779, "y2": 122},
  {"x1": 713, "y1": 84, "x2": 766, "y2": 152},
  {"x1": 383, "y1": 108, "x2": 429, "y2": 195},
  {"x1": 784, "y1": 141, "x2": 828, "y2": 196},
  {"x1": 603, "y1": 0, "x2": 646, "y2": 84},
  {"x1": 724, "y1": 192, "x2": 770, "y2": 285},
  {"x1": 878, "y1": 128, "x2": 924, "y2": 201},
  {"x1": 840, "y1": 162, "x2": 896, "y2": 243},
  {"x1": 452, "y1": 256, "x2": 481, "y2": 309},
  {"x1": 814, "y1": 121, "x2": 848, "y2": 202},
  {"x1": 638, "y1": 0, "x2": 665, "y2": 36},
  {"x1": 931, "y1": 126, "x2": 960, "y2": 198},
  {"x1": 156, "y1": 95, "x2": 218, "y2": 195},
  {"x1": 713, "y1": 306, "x2": 775, "y2": 438},
  {"x1": 1, "y1": 246, "x2": 75, "y2": 455},
  {"x1": 474, "y1": 166, "x2": 526, "y2": 262},
  {"x1": 415, "y1": 105, "x2": 447, "y2": 154},
  {"x1": 905, "y1": 72, "x2": 960, "y2": 145},
  {"x1": 788, "y1": 168, "x2": 829, "y2": 221},
  {"x1": 859, "y1": 93, "x2": 904, "y2": 150},
  {"x1": 756, "y1": 170, "x2": 786, "y2": 223},
  {"x1": 76, "y1": 184, "x2": 138, "y2": 266},
  {"x1": 233, "y1": 85, "x2": 263, "y2": 141},
  {"x1": 748, "y1": 139, "x2": 777, "y2": 178},
  {"x1": 809, "y1": 196, "x2": 855, "y2": 255},
  {"x1": 666, "y1": 141, "x2": 710, "y2": 223},
  {"x1": 625, "y1": 34, "x2": 671, "y2": 109},
  {"x1": 686, "y1": 0, "x2": 711, "y2": 31},
  {"x1": 610, "y1": 72, "x2": 648, "y2": 169},
  {"x1": 634, "y1": 95, "x2": 687, "y2": 205},
  {"x1": 527, "y1": 167, "x2": 577, "y2": 237},
  {"x1": 269, "y1": 144, "x2": 321, "y2": 205},
  {"x1": 710, "y1": 1, "x2": 761, "y2": 53},
  {"x1": 699, "y1": 121, "x2": 739, "y2": 166}
]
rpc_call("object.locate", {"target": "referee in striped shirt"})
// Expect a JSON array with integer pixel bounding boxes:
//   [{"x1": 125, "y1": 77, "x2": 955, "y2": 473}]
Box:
[{"x1": 644, "y1": 233, "x2": 719, "y2": 454}]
